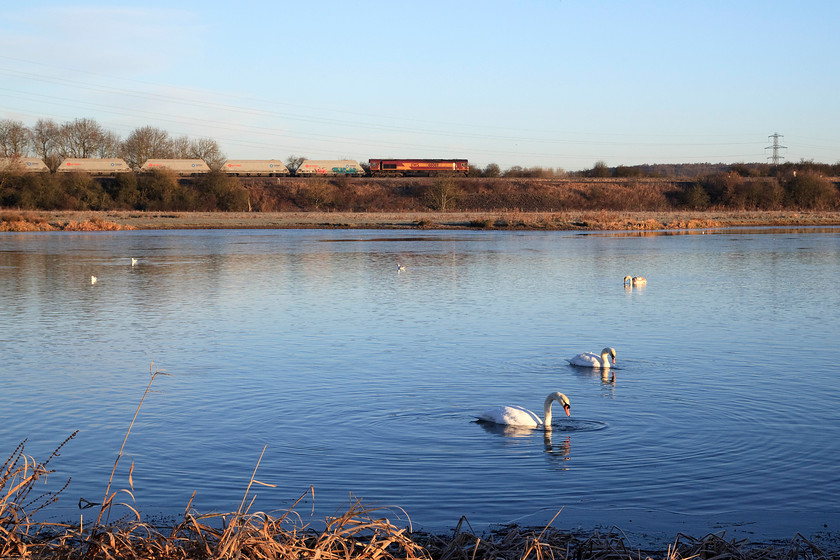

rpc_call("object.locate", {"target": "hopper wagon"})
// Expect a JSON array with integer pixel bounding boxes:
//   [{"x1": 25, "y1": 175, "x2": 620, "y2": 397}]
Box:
[
  {"x1": 140, "y1": 159, "x2": 210, "y2": 176},
  {"x1": 369, "y1": 158, "x2": 468, "y2": 177},
  {"x1": 57, "y1": 158, "x2": 131, "y2": 174},
  {"x1": 222, "y1": 159, "x2": 290, "y2": 176},
  {"x1": 295, "y1": 159, "x2": 365, "y2": 177},
  {"x1": 0, "y1": 157, "x2": 49, "y2": 173}
]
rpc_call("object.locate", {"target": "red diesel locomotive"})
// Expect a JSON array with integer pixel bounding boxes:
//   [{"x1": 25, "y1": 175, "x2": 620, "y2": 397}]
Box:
[{"x1": 368, "y1": 158, "x2": 469, "y2": 177}]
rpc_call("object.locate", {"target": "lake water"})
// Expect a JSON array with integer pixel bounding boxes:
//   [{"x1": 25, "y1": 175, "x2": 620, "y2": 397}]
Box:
[{"x1": 1, "y1": 226, "x2": 839, "y2": 546}]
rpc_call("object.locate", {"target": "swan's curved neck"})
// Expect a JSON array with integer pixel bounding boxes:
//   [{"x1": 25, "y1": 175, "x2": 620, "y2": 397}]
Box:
[
  {"x1": 600, "y1": 351, "x2": 612, "y2": 368},
  {"x1": 543, "y1": 394, "x2": 565, "y2": 431}
]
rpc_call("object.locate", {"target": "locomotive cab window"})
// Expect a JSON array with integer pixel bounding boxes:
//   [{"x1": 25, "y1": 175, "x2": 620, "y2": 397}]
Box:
[{"x1": 384, "y1": 164, "x2": 397, "y2": 170}]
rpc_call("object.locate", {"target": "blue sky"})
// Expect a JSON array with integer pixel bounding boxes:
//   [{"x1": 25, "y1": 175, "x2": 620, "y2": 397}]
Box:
[{"x1": 1, "y1": 1, "x2": 838, "y2": 171}]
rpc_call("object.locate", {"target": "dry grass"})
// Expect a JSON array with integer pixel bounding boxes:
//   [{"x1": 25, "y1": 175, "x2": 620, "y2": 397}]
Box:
[
  {"x1": 2, "y1": 368, "x2": 838, "y2": 559},
  {"x1": 0, "y1": 211, "x2": 133, "y2": 232},
  {"x1": 3, "y1": 210, "x2": 840, "y2": 232}
]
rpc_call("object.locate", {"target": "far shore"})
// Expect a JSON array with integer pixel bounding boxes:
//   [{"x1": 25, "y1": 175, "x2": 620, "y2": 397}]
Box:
[{"x1": 3, "y1": 209, "x2": 840, "y2": 232}]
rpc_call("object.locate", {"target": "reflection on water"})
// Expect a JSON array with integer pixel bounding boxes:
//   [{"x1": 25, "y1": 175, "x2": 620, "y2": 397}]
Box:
[{"x1": 1, "y1": 228, "x2": 839, "y2": 543}]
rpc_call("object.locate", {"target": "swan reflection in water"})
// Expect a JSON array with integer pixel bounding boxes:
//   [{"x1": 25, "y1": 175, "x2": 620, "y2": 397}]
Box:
[
  {"x1": 474, "y1": 421, "x2": 572, "y2": 466},
  {"x1": 570, "y1": 366, "x2": 617, "y2": 387},
  {"x1": 544, "y1": 432, "x2": 572, "y2": 469}
]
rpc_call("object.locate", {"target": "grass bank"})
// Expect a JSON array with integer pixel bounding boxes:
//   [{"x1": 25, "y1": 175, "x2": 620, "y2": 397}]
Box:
[{"x1": 3, "y1": 209, "x2": 840, "y2": 232}]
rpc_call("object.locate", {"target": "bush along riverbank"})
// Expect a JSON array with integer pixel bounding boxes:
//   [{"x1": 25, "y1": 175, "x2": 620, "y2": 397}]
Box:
[{"x1": 1, "y1": 166, "x2": 839, "y2": 215}]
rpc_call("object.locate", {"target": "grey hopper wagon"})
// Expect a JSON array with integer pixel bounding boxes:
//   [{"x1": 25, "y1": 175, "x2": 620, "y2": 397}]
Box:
[
  {"x1": 140, "y1": 159, "x2": 211, "y2": 176},
  {"x1": 0, "y1": 157, "x2": 50, "y2": 173},
  {"x1": 57, "y1": 158, "x2": 131, "y2": 174},
  {"x1": 222, "y1": 159, "x2": 290, "y2": 176}
]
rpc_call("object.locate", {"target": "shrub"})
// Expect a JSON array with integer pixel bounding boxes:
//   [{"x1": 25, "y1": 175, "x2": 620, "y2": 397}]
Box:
[
  {"x1": 678, "y1": 183, "x2": 711, "y2": 209},
  {"x1": 784, "y1": 172, "x2": 839, "y2": 209},
  {"x1": 422, "y1": 178, "x2": 462, "y2": 211}
]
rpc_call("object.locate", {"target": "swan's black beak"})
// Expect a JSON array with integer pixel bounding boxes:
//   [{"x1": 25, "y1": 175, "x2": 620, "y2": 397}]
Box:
[{"x1": 564, "y1": 404, "x2": 571, "y2": 417}]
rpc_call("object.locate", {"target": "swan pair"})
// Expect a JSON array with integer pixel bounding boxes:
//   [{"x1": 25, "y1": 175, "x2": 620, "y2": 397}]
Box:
[
  {"x1": 477, "y1": 347, "x2": 616, "y2": 430},
  {"x1": 624, "y1": 275, "x2": 646, "y2": 286}
]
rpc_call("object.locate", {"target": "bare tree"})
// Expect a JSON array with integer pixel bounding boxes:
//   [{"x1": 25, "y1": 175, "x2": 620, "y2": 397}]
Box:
[
  {"x1": 120, "y1": 126, "x2": 173, "y2": 168},
  {"x1": 97, "y1": 130, "x2": 122, "y2": 158},
  {"x1": 423, "y1": 177, "x2": 462, "y2": 211},
  {"x1": 0, "y1": 119, "x2": 31, "y2": 157},
  {"x1": 58, "y1": 118, "x2": 105, "y2": 158},
  {"x1": 189, "y1": 137, "x2": 225, "y2": 170},
  {"x1": 285, "y1": 155, "x2": 306, "y2": 173},
  {"x1": 170, "y1": 135, "x2": 191, "y2": 159},
  {"x1": 32, "y1": 118, "x2": 61, "y2": 170}
]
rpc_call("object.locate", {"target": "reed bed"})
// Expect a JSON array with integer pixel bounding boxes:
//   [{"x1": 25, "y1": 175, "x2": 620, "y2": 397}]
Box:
[{"x1": 2, "y1": 370, "x2": 837, "y2": 560}]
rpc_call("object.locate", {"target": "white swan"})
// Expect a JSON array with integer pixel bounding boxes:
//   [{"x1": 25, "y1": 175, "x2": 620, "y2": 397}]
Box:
[
  {"x1": 568, "y1": 347, "x2": 616, "y2": 368},
  {"x1": 624, "y1": 275, "x2": 647, "y2": 286},
  {"x1": 131, "y1": 258, "x2": 138, "y2": 266},
  {"x1": 477, "y1": 392, "x2": 570, "y2": 431},
  {"x1": 90, "y1": 275, "x2": 98, "y2": 284}
]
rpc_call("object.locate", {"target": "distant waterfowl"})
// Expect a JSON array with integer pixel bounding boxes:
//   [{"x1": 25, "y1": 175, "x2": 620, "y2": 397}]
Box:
[
  {"x1": 477, "y1": 392, "x2": 570, "y2": 431},
  {"x1": 131, "y1": 258, "x2": 138, "y2": 266},
  {"x1": 568, "y1": 347, "x2": 616, "y2": 369},
  {"x1": 397, "y1": 263, "x2": 406, "y2": 271},
  {"x1": 624, "y1": 275, "x2": 647, "y2": 286},
  {"x1": 90, "y1": 275, "x2": 97, "y2": 284}
]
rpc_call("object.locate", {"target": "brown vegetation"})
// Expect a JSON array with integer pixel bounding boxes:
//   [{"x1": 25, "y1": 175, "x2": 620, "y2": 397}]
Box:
[
  {"x1": 0, "y1": 211, "x2": 132, "y2": 231},
  {"x1": 3, "y1": 161, "x2": 839, "y2": 215},
  {"x1": 3, "y1": 209, "x2": 840, "y2": 232}
]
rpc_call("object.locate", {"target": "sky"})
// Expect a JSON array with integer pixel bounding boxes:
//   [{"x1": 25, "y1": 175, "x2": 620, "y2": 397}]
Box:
[{"x1": 1, "y1": 1, "x2": 838, "y2": 171}]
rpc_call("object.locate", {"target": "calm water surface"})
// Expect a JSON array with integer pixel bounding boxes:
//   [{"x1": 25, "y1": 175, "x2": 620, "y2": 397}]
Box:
[{"x1": 1, "y1": 227, "x2": 839, "y2": 544}]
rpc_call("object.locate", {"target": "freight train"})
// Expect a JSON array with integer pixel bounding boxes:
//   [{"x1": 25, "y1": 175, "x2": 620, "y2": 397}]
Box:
[{"x1": 0, "y1": 157, "x2": 469, "y2": 177}]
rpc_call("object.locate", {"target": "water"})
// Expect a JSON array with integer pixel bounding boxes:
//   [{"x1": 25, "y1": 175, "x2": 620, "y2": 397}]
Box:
[{"x1": 1, "y1": 227, "x2": 839, "y2": 545}]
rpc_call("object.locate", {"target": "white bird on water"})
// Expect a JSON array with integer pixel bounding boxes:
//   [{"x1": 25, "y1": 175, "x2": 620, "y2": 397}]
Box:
[
  {"x1": 477, "y1": 392, "x2": 571, "y2": 431},
  {"x1": 397, "y1": 263, "x2": 406, "y2": 271},
  {"x1": 568, "y1": 347, "x2": 616, "y2": 368},
  {"x1": 568, "y1": 347, "x2": 617, "y2": 381},
  {"x1": 90, "y1": 275, "x2": 98, "y2": 284},
  {"x1": 131, "y1": 258, "x2": 138, "y2": 266},
  {"x1": 624, "y1": 275, "x2": 647, "y2": 286}
]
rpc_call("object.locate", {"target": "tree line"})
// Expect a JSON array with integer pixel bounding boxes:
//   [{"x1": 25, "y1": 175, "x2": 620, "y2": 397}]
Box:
[
  {"x1": 0, "y1": 118, "x2": 225, "y2": 171},
  {"x1": 2, "y1": 117, "x2": 838, "y2": 212}
]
